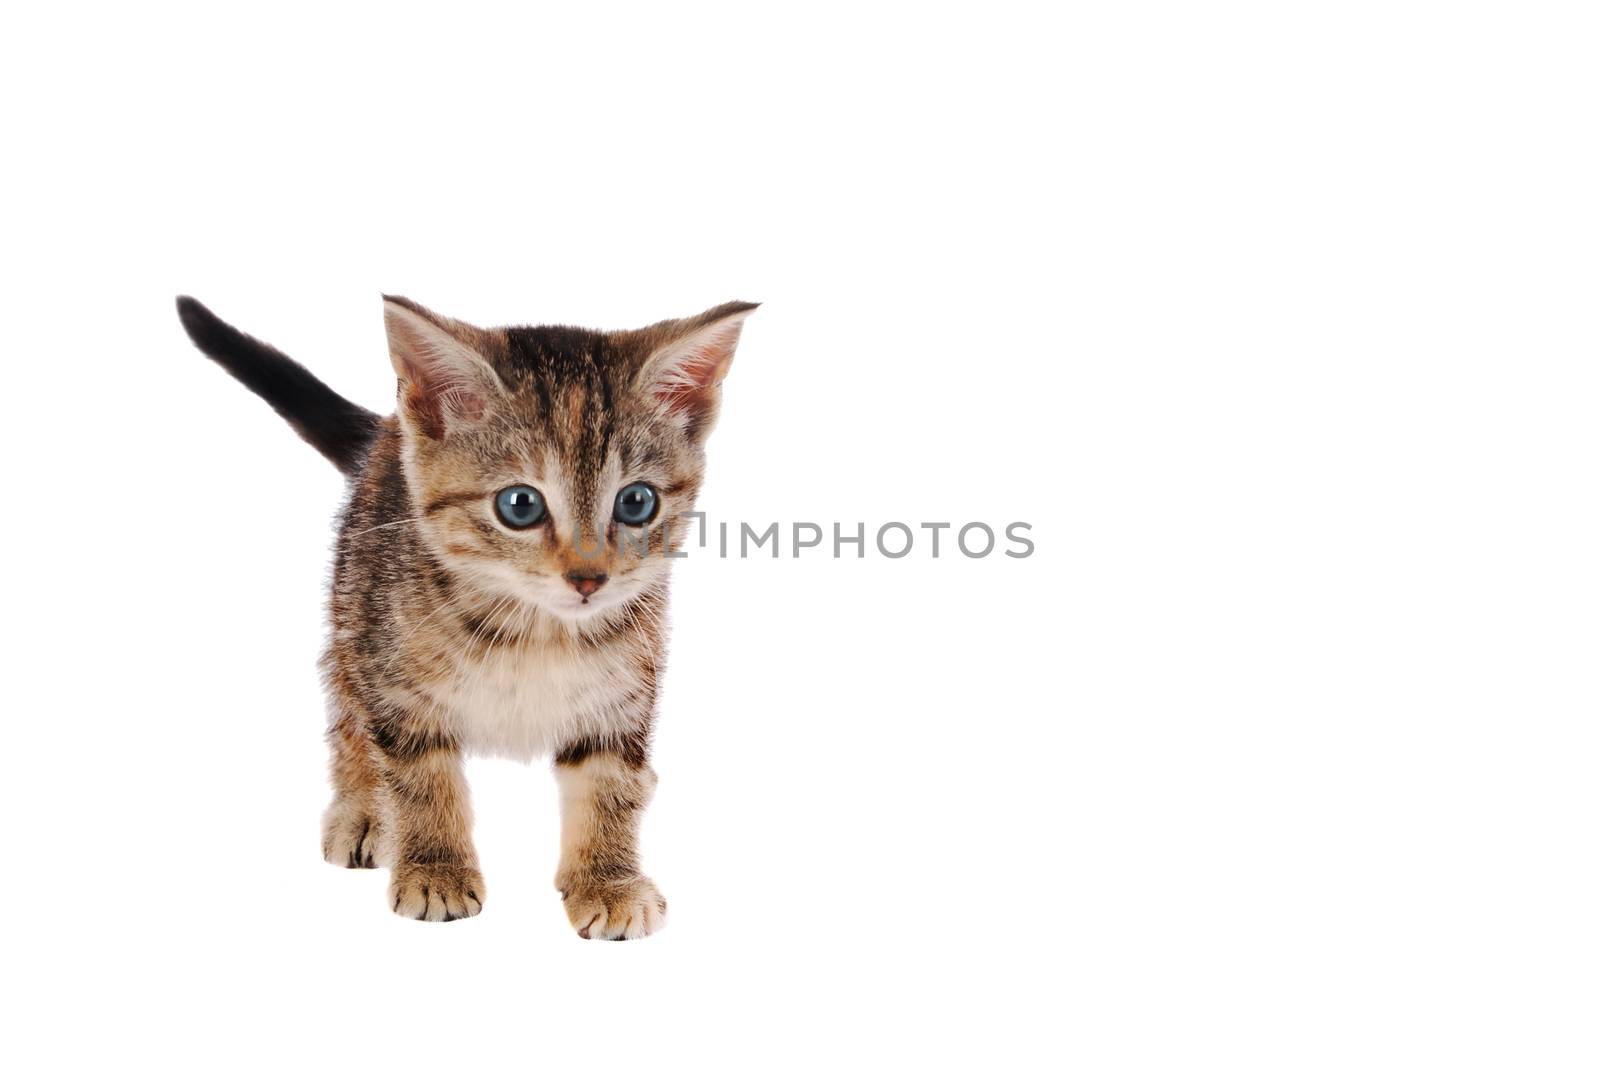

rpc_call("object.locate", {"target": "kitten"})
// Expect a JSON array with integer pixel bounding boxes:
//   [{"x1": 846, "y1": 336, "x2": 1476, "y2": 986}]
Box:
[{"x1": 177, "y1": 294, "x2": 756, "y2": 937}]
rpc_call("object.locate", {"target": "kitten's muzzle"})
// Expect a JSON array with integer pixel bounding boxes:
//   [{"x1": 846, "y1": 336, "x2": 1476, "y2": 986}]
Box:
[{"x1": 564, "y1": 570, "x2": 608, "y2": 598}]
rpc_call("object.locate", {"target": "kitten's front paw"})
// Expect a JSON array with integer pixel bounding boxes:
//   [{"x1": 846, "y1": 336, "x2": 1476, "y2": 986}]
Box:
[
  {"x1": 321, "y1": 799, "x2": 386, "y2": 869},
  {"x1": 389, "y1": 862, "x2": 485, "y2": 922},
  {"x1": 559, "y1": 875, "x2": 668, "y2": 940}
]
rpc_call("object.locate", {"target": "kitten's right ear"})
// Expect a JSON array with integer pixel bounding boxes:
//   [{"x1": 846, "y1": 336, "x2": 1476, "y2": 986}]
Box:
[{"x1": 383, "y1": 296, "x2": 502, "y2": 439}]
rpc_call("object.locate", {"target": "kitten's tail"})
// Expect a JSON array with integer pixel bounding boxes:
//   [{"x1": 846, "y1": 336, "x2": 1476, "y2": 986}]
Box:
[{"x1": 176, "y1": 296, "x2": 381, "y2": 476}]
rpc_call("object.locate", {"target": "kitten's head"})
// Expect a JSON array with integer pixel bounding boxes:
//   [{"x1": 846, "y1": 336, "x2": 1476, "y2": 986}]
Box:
[{"x1": 382, "y1": 296, "x2": 756, "y2": 625}]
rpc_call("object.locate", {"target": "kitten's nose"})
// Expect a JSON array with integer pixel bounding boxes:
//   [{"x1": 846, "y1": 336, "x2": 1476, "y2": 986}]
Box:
[{"x1": 565, "y1": 570, "x2": 608, "y2": 597}]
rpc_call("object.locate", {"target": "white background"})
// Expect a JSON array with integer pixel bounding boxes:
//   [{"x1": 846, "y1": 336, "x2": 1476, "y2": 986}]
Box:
[{"x1": 2, "y1": 2, "x2": 1596, "y2": 1068}]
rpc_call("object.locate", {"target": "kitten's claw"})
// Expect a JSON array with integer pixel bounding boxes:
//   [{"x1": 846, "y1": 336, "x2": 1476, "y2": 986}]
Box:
[
  {"x1": 390, "y1": 863, "x2": 485, "y2": 921},
  {"x1": 559, "y1": 875, "x2": 667, "y2": 940}
]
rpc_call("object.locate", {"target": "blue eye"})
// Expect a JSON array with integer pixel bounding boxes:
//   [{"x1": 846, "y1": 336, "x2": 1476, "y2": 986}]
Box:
[
  {"x1": 613, "y1": 482, "x2": 659, "y2": 526},
  {"x1": 495, "y1": 485, "x2": 546, "y2": 529}
]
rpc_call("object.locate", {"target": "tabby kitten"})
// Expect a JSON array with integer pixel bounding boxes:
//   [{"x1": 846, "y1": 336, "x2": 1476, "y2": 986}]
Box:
[{"x1": 177, "y1": 294, "x2": 756, "y2": 937}]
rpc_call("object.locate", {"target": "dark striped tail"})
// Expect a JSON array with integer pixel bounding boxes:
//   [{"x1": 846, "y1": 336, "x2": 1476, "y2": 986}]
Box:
[{"x1": 177, "y1": 296, "x2": 381, "y2": 475}]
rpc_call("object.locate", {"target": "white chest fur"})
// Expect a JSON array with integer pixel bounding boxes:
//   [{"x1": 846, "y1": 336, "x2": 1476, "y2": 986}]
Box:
[{"x1": 427, "y1": 640, "x2": 646, "y2": 762}]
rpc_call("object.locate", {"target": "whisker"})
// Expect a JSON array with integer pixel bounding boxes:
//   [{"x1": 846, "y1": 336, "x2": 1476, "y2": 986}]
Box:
[{"x1": 348, "y1": 517, "x2": 426, "y2": 538}]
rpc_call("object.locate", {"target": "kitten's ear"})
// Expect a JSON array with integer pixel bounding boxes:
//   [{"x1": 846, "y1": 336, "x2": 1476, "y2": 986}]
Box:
[
  {"x1": 383, "y1": 296, "x2": 502, "y2": 439},
  {"x1": 636, "y1": 301, "x2": 758, "y2": 437}
]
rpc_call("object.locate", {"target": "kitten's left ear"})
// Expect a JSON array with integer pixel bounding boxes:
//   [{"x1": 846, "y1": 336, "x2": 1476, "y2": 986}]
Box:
[
  {"x1": 383, "y1": 296, "x2": 503, "y2": 440},
  {"x1": 636, "y1": 300, "x2": 758, "y2": 437}
]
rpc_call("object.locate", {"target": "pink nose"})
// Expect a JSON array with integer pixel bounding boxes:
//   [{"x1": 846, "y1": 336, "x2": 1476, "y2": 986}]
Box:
[{"x1": 565, "y1": 571, "x2": 608, "y2": 597}]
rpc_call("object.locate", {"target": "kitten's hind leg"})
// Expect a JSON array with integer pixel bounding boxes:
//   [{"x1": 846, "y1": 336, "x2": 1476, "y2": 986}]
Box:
[{"x1": 321, "y1": 702, "x2": 389, "y2": 869}]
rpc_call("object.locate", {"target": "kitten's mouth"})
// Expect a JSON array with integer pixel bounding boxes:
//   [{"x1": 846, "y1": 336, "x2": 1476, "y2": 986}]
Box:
[
  {"x1": 521, "y1": 578, "x2": 639, "y2": 622},
  {"x1": 557, "y1": 592, "x2": 608, "y2": 617}
]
